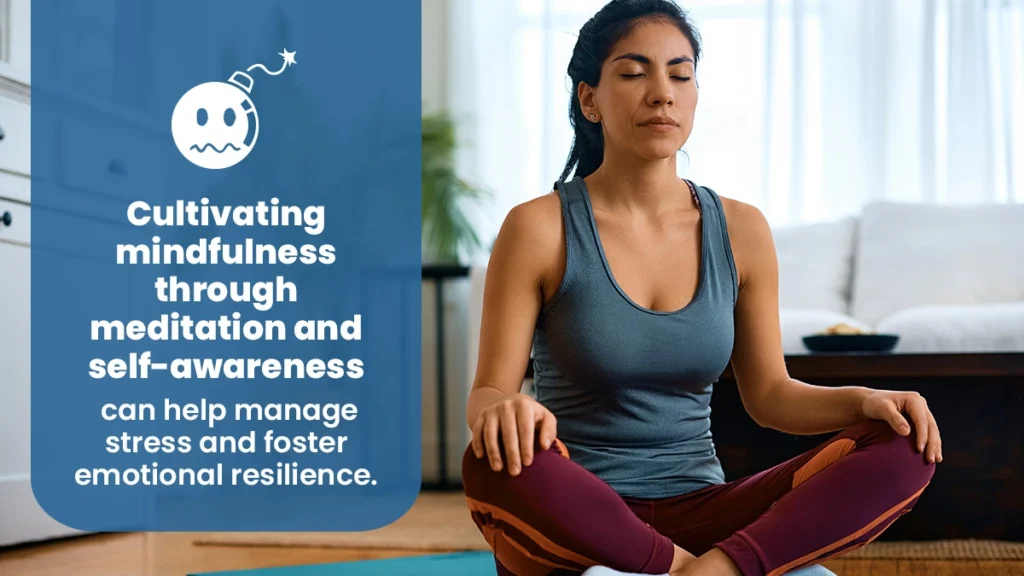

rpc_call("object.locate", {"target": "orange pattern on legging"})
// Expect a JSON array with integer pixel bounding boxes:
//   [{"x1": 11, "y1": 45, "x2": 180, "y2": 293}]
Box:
[
  {"x1": 791, "y1": 438, "x2": 856, "y2": 488},
  {"x1": 465, "y1": 496, "x2": 599, "y2": 571},
  {"x1": 767, "y1": 483, "x2": 929, "y2": 576}
]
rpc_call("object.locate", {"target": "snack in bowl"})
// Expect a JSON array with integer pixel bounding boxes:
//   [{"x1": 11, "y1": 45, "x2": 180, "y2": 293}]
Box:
[
  {"x1": 803, "y1": 323, "x2": 898, "y2": 353},
  {"x1": 820, "y1": 323, "x2": 872, "y2": 336}
]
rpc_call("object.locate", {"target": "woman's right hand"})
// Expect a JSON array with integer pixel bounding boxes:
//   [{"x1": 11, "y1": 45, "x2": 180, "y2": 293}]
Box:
[{"x1": 470, "y1": 393, "x2": 558, "y2": 476}]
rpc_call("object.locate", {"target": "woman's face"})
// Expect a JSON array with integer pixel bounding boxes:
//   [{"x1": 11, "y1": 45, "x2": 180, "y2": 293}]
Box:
[{"x1": 581, "y1": 19, "x2": 698, "y2": 163}]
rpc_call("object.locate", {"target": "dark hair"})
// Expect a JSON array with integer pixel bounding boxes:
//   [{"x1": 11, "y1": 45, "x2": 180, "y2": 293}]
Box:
[{"x1": 558, "y1": 0, "x2": 702, "y2": 183}]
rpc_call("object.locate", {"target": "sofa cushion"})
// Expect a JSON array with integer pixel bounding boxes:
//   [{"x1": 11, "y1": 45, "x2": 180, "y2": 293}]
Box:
[
  {"x1": 772, "y1": 216, "x2": 858, "y2": 315},
  {"x1": 779, "y1": 309, "x2": 873, "y2": 355},
  {"x1": 876, "y1": 302, "x2": 1024, "y2": 353},
  {"x1": 851, "y1": 202, "x2": 1024, "y2": 327}
]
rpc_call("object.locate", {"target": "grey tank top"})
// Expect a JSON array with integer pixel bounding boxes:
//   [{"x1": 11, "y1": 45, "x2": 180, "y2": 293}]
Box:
[{"x1": 531, "y1": 177, "x2": 738, "y2": 499}]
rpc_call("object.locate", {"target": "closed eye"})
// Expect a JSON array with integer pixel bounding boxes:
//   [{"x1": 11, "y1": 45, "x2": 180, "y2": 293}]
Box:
[{"x1": 621, "y1": 73, "x2": 692, "y2": 82}]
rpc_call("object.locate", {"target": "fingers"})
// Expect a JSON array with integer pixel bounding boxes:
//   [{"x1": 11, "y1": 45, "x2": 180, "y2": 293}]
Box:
[
  {"x1": 927, "y1": 413, "x2": 942, "y2": 463},
  {"x1": 501, "y1": 406, "x2": 522, "y2": 476},
  {"x1": 907, "y1": 397, "x2": 930, "y2": 453},
  {"x1": 484, "y1": 414, "x2": 503, "y2": 472},
  {"x1": 518, "y1": 404, "x2": 536, "y2": 468},
  {"x1": 901, "y1": 393, "x2": 942, "y2": 463},
  {"x1": 538, "y1": 410, "x2": 557, "y2": 451},
  {"x1": 470, "y1": 417, "x2": 484, "y2": 459},
  {"x1": 885, "y1": 402, "x2": 911, "y2": 436},
  {"x1": 472, "y1": 397, "x2": 559, "y2": 477}
]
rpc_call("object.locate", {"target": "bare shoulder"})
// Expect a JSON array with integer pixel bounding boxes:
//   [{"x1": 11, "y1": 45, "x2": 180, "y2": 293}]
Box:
[
  {"x1": 489, "y1": 191, "x2": 566, "y2": 290},
  {"x1": 499, "y1": 191, "x2": 562, "y2": 240},
  {"x1": 494, "y1": 191, "x2": 563, "y2": 256},
  {"x1": 718, "y1": 196, "x2": 772, "y2": 242},
  {"x1": 716, "y1": 194, "x2": 776, "y2": 286}
]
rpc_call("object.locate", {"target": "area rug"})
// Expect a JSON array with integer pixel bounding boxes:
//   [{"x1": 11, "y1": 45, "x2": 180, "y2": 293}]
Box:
[
  {"x1": 194, "y1": 492, "x2": 1024, "y2": 561},
  {"x1": 194, "y1": 493, "x2": 489, "y2": 552},
  {"x1": 843, "y1": 539, "x2": 1024, "y2": 560},
  {"x1": 190, "y1": 551, "x2": 497, "y2": 575}
]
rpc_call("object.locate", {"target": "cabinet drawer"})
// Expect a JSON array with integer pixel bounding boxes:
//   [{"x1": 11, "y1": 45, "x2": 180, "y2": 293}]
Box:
[
  {"x1": 0, "y1": 241, "x2": 30, "y2": 477},
  {"x1": 0, "y1": 198, "x2": 29, "y2": 246},
  {"x1": 0, "y1": 172, "x2": 30, "y2": 204},
  {"x1": 60, "y1": 115, "x2": 164, "y2": 203},
  {"x1": 0, "y1": 94, "x2": 30, "y2": 177}
]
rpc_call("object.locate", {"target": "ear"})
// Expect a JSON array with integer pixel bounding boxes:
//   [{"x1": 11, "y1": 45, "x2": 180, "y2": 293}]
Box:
[{"x1": 577, "y1": 82, "x2": 599, "y2": 122}]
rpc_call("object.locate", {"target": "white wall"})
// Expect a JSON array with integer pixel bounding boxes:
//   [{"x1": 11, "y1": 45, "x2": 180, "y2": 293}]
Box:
[
  {"x1": 421, "y1": 0, "x2": 449, "y2": 114},
  {"x1": 421, "y1": 0, "x2": 473, "y2": 485}
]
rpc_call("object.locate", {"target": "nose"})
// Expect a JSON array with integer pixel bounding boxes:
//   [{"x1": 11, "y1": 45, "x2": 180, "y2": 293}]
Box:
[{"x1": 646, "y1": 72, "x2": 675, "y2": 108}]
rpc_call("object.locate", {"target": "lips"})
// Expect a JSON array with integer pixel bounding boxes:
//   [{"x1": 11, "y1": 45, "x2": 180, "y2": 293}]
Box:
[{"x1": 640, "y1": 116, "x2": 679, "y2": 127}]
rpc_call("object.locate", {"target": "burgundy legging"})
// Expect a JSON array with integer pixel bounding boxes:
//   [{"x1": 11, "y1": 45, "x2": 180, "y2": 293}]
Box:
[{"x1": 462, "y1": 420, "x2": 934, "y2": 576}]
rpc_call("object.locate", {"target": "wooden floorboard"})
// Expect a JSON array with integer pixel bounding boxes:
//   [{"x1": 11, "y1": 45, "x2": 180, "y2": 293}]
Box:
[
  {"x1": 0, "y1": 533, "x2": 421, "y2": 576},
  {"x1": 1, "y1": 533, "x2": 1022, "y2": 575},
  {"x1": 821, "y1": 558, "x2": 1024, "y2": 576}
]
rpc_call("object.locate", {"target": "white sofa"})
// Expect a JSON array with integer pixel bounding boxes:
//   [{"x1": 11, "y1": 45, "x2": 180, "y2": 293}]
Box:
[
  {"x1": 774, "y1": 201, "x2": 1024, "y2": 354},
  {"x1": 467, "y1": 200, "x2": 1024, "y2": 363}
]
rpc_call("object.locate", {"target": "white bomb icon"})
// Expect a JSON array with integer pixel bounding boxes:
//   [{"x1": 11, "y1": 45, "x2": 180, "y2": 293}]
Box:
[{"x1": 171, "y1": 49, "x2": 296, "y2": 170}]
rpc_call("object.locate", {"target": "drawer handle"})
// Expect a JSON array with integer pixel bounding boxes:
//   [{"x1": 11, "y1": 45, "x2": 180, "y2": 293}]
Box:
[
  {"x1": 1, "y1": 212, "x2": 11, "y2": 227},
  {"x1": 0, "y1": 124, "x2": 5, "y2": 141}
]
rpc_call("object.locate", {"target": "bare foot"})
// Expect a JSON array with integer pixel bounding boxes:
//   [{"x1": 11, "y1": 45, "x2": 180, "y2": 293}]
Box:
[{"x1": 671, "y1": 547, "x2": 742, "y2": 576}]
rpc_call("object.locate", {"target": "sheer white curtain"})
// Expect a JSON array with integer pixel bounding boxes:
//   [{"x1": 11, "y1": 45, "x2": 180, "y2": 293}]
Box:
[{"x1": 447, "y1": 0, "x2": 1024, "y2": 254}]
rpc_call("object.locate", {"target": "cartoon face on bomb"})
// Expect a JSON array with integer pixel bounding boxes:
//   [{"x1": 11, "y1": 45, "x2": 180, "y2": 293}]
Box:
[
  {"x1": 171, "y1": 75, "x2": 260, "y2": 170},
  {"x1": 171, "y1": 50, "x2": 295, "y2": 170}
]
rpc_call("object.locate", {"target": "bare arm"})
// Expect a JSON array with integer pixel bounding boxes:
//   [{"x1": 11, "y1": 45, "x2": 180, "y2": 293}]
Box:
[
  {"x1": 725, "y1": 201, "x2": 943, "y2": 461},
  {"x1": 466, "y1": 193, "x2": 565, "y2": 474},
  {"x1": 724, "y1": 200, "x2": 871, "y2": 435}
]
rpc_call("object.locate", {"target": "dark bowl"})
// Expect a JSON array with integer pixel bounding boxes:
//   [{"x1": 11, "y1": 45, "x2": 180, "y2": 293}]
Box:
[{"x1": 802, "y1": 334, "x2": 900, "y2": 353}]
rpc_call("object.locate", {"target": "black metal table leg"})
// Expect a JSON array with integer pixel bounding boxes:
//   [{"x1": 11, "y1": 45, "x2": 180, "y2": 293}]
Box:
[
  {"x1": 421, "y1": 265, "x2": 470, "y2": 491},
  {"x1": 435, "y1": 278, "x2": 448, "y2": 486}
]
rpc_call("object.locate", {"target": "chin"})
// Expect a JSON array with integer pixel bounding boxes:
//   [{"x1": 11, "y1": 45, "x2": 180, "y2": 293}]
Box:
[{"x1": 634, "y1": 140, "x2": 685, "y2": 161}]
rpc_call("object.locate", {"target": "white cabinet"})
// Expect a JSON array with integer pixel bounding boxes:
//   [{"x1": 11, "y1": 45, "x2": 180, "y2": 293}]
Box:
[
  {"x1": 0, "y1": 0, "x2": 30, "y2": 85},
  {"x1": 0, "y1": 0, "x2": 80, "y2": 547},
  {"x1": 0, "y1": 197, "x2": 80, "y2": 548},
  {"x1": 0, "y1": 194, "x2": 80, "y2": 548},
  {"x1": 0, "y1": 227, "x2": 30, "y2": 483},
  {"x1": 0, "y1": 94, "x2": 30, "y2": 178}
]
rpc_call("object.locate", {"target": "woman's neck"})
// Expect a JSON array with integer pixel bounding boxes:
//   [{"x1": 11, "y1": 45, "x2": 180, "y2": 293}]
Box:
[{"x1": 583, "y1": 153, "x2": 689, "y2": 214}]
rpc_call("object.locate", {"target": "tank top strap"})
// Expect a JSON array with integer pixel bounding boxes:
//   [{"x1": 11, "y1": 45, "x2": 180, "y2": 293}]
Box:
[
  {"x1": 689, "y1": 183, "x2": 739, "y2": 306},
  {"x1": 542, "y1": 178, "x2": 603, "y2": 315}
]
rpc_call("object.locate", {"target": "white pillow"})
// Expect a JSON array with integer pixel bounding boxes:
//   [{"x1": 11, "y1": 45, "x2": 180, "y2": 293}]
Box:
[
  {"x1": 772, "y1": 217, "x2": 858, "y2": 315},
  {"x1": 851, "y1": 202, "x2": 1024, "y2": 327},
  {"x1": 877, "y1": 302, "x2": 1024, "y2": 353}
]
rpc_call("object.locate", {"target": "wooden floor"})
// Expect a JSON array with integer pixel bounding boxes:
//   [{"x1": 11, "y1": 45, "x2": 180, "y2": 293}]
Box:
[{"x1": 0, "y1": 532, "x2": 1022, "y2": 576}]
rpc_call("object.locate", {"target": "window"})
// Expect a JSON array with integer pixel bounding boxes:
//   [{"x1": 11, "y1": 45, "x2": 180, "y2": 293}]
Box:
[
  {"x1": 502, "y1": 0, "x2": 830, "y2": 226},
  {"x1": 452, "y1": 0, "x2": 1024, "y2": 250}
]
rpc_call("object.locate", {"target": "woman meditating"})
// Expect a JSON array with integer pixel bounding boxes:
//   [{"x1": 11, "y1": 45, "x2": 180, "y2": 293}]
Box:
[{"x1": 461, "y1": 1, "x2": 940, "y2": 574}]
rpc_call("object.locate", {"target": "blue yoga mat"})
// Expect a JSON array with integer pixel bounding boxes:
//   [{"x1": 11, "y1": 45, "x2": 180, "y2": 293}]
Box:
[
  {"x1": 192, "y1": 552, "x2": 836, "y2": 576},
  {"x1": 192, "y1": 552, "x2": 498, "y2": 576}
]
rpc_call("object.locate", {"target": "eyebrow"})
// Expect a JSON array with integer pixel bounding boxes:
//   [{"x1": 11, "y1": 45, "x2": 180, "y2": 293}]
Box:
[{"x1": 612, "y1": 53, "x2": 694, "y2": 66}]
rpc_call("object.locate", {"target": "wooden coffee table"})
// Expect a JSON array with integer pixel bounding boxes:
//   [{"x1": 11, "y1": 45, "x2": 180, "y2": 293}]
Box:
[{"x1": 711, "y1": 352, "x2": 1024, "y2": 541}]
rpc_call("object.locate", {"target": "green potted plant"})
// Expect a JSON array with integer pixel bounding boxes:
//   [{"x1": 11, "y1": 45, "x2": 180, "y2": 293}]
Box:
[{"x1": 422, "y1": 112, "x2": 489, "y2": 265}]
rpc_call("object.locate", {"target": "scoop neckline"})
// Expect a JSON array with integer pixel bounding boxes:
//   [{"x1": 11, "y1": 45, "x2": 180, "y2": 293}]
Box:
[{"x1": 577, "y1": 177, "x2": 709, "y2": 316}]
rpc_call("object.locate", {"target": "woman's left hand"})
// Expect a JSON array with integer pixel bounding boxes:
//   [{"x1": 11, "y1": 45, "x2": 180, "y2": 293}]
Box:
[{"x1": 861, "y1": 390, "x2": 942, "y2": 463}]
